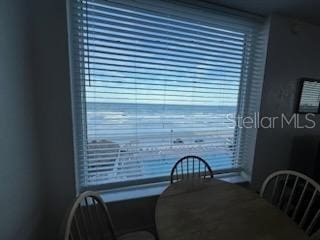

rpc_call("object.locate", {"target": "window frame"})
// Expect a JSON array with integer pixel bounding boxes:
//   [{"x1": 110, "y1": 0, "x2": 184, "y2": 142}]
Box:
[{"x1": 67, "y1": 0, "x2": 267, "y2": 193}]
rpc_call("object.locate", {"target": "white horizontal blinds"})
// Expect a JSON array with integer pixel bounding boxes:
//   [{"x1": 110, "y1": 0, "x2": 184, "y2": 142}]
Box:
[
  {"x1": 70, "y1": 0, "x2": 265, "y2": 189},
  {"x1": 299, "y1": 81, "x2": 320, "y2": 112},
  {"x1": 236, "y1": 21, "x2": 268, "y2": 176}
]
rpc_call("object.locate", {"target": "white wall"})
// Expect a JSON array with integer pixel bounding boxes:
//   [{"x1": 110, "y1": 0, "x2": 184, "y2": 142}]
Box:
[
  {"x1": 252, "y1": 15, "x2": 320, "y2": 190},
  {"x1": 0, "y1": 0, "x2": 44, "y2": 239}
]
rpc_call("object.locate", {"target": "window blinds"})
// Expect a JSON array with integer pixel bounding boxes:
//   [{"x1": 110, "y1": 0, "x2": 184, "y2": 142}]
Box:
[{"x1": 68, "y1": 0, "x2": 267, "y2": 190}]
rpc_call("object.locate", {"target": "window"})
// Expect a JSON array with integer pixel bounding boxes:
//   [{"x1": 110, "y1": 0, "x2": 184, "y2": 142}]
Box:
[
  {"x1": 68, "y1": 0, "x2": 267, "y2": 191},
  {"x1": 297, "y1": 79, "x2": 320, "y2": 113}
]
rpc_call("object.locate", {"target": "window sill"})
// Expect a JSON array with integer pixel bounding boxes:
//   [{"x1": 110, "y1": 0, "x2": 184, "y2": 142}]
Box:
[{"x1": 100, "y1": 172, "x2": 249, "y2": 203}]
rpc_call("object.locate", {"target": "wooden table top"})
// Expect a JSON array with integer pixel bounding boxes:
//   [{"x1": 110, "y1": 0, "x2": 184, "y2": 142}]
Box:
[{"x1": 156, "y1": 179, "x2": 309, "y2": 240}]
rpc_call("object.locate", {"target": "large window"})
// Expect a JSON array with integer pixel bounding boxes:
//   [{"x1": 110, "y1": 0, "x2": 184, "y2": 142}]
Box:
[{"x1": 68, "y1": 0, "x2": 267, "y2": 191}]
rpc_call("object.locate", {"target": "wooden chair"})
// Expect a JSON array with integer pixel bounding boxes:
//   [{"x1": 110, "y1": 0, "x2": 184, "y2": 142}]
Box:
[
  {"x1": 170, "y1": 155, "x2": 213, "y2": 183},
  {"x1": 64, "y1": 191, "x2": 155, "y2": 240},
  {"x1": 260, "y1": 170, "x2": 320, "y2": 238}
]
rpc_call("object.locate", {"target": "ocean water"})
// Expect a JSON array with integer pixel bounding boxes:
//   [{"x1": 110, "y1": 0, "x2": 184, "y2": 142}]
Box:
[
  {"x1": 86, "y1": 102, "x2": 237, "y2": 139},
  {"x1": 84, "y1": 102, "x2": 239, "y2": 185},
  {"x1": 87, "y1": 102, "x2": 237, "y2": 113}
]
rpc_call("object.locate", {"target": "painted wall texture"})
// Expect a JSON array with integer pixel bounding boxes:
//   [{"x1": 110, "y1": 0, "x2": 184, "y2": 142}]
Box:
[
  {"x1": 0, "y1": 0, "x2": 44, "y2": 239},
  {"x1": 252, "y1": 15, "x2": 320, "y2": 190}
]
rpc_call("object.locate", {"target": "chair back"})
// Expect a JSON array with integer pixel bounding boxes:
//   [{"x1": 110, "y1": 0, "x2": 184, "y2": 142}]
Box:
[
  {"x1": 170, "y1": 155, "x2": 213, "y2": 183},
  {"x1": 260, "y1": 170, "x2": 320, "y2": 237},
  {"x1": 64, "y1": 191, "x2": 116, "y2": 240}
]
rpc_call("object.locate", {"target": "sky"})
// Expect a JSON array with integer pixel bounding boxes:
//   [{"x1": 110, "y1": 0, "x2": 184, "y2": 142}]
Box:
[{"x1": 80, "y1": 1, "x2": 246, "y2": 107}]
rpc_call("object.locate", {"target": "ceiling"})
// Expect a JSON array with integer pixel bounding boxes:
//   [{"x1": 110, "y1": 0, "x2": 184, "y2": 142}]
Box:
[{"x1": 207, "y1": 0, "x2": 320, "y2": 25}]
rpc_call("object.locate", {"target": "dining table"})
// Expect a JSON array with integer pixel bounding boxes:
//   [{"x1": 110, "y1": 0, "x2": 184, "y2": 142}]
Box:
[{"x1": 155, "y1": 178, "x2": 310, "y2": 240}]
